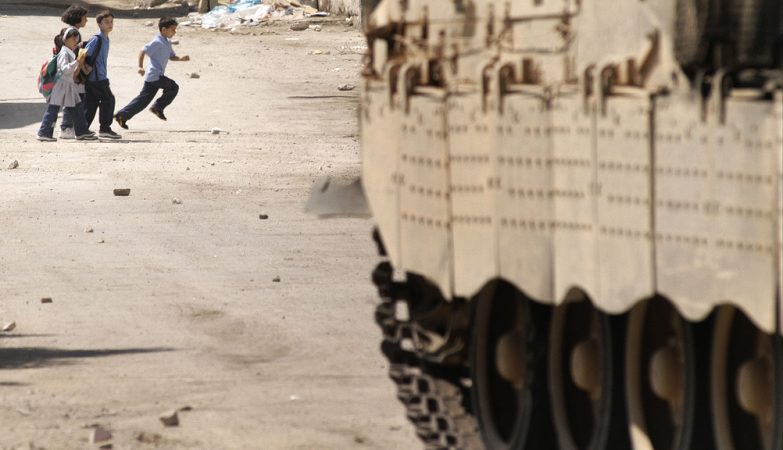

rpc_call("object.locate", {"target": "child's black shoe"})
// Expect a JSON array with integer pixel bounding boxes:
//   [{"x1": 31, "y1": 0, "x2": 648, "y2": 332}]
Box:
[
  {"x1": 149, "y1": 107, "x2": 167, "y2": 121},
  {"x1": 114, "y1": 114, "x2": 128, "y2": 130}
]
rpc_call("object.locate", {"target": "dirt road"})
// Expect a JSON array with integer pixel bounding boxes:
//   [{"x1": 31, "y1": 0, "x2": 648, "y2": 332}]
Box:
[{"x1": 0, "y1": 5, "x2": 418, "y2": 449}]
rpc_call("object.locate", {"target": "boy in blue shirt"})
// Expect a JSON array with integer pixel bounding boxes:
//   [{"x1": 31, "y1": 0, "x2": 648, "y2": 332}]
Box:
[
  {"x1": 84, "y1": 10, "x2": 121, "y2": 139},
  {"x1": 114, "y1": 17, "x2": 189, "y2": 129}
]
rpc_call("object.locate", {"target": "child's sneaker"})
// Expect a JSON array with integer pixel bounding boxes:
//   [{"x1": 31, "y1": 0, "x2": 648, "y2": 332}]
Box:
[
  {"x1": 114, "y1": 114, "x2": 128, "y2": 129},
  {"x1": 36, "y1": 135, "x2": 56, "y2": 142},
  {"x1": 98, "y1": 129, "x2": 122, "y2": 140},
  {"x1": 60, "y1": 128, "x2": 75, "y2": 139},
  {"x1": 149, "y1": 107, "x2": 167, "y2": 121},
  {"x1": 76, "y1": 133, "x2": 98, "y2": 141}
]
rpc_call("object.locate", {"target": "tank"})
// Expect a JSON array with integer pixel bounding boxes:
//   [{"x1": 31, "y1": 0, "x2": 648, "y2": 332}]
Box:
[{"x1": 359, "y1": 0, "x2": 783, "y2": 448}]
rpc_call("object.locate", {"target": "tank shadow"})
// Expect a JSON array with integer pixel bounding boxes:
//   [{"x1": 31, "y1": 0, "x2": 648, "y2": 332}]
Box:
[{"x1": 0, "y1": 346, "x2": 174, "y2": 370}]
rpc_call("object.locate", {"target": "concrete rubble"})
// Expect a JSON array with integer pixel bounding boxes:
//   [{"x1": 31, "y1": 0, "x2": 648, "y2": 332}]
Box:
[{"x1": 185, "y1": 0, "x2": 329, "y2": 31}]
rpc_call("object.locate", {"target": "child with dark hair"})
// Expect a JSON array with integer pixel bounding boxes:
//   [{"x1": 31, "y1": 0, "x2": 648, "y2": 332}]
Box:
[
  {"x1": 114, "y1": 17, "x2": 190, "y2": 129},
  {"x1": 59, "y1": 4, "x2": 90, "y2": 139},
  {"x1": 37, "y1": 27, "x2": 97, "y2": 142},
  {"x1": 61, "y1": 5, "x2": 88, "y2": 27},
  {"x1": 83, "y1": 10, "x2": 121, "y2": 139}
]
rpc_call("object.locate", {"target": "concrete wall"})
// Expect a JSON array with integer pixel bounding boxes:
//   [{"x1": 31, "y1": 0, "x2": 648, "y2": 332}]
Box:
[{"x1": 318, "y1": 0, "x2": 360, "y2": 17}]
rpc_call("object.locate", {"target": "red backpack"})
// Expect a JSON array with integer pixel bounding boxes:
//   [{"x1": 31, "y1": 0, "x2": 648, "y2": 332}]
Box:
[{"x1": 37, "y1": 54, "x2": 60, "y2": 99}]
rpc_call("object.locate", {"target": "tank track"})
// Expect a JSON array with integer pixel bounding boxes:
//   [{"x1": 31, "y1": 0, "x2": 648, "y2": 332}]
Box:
[{"x1": 372, "y1": 258, "x2": 482, "y2": 450}]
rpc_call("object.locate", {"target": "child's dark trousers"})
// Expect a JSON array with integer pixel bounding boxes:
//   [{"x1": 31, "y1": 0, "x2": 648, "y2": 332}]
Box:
[{"x1": 116, "y1": 75, "x2": 179, "y2": 120}]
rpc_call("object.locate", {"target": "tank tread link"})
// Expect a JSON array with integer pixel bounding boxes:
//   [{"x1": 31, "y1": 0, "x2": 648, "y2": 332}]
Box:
[{"x1": 361, "y1": 0, "x2": 783, "y2": 449}]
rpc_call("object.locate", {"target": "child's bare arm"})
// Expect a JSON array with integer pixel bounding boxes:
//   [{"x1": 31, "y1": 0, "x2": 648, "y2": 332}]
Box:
[{"x1": 137, "y1": 51, "x2": 146, "y2": 76}]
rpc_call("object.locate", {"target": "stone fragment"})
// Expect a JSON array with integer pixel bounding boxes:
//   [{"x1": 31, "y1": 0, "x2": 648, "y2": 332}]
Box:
[
  {"x1": 7, "y1": 160, "x2": 18, "y2": 169},
  {"x1": 272, "y1": 276, "x2": 281, "y2": 282},
  {"x1": 159, "y1": 410, "x2": 179, "y2": 427},
  {"x1": 2, "y1": 322, "x2": 16, "y2": 332},
  {"x1": 338, "y1": 84, "x2": 355, "y2": 91},
  {"x1": 259, "y1": 214, "x2": 269, "y2": 220},
  {"x1": 84, "y1": 227, "x2": 94, "y2": 233},
  {"x1": 290, "y1": 22, "x2": 308, "y2": 31},
  {"x1": 179, "y1": 405, "x2": 193, "y2": 411},
  {"x1": 41, "y1": 298, "x2": 53, "y2": 304},
  {"x1": 190, "y1": 72, "x2": 200, "y2": 79},
  {"x1": 90, "y1": 425, "x2": 112, "y2": 444},
  {"x1": 113, "y1": 188, "x2": 131, "y2": 196},
  {"x1": 172, "y1": 198, "x2": 182, "y2": 205}
]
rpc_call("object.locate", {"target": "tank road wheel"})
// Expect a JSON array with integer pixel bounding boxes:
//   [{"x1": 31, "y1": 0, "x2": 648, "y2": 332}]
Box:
[
  {"x1": 470, "y1": 282, "x2": 554, "y2": 449},
  {"x1": 549, "y1": 296, "x2": 629, "y2": 450},
  {"x1": 625, "y1": 297, "x2": 713, "y2": 450},
  {"x1": 711, "y1": 306, "x2": 783, "y2": 450}
]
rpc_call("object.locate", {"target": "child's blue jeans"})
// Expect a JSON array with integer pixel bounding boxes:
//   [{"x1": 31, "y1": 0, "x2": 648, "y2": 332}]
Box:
[{"x1": 38, "y1": 101, "x2": 89, "y2": 138}]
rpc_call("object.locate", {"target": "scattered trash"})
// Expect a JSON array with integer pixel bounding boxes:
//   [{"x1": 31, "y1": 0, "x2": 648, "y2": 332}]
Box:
[
  {"x1": 113, "y1": 188, "x2": 131, "y2": 197},
  {"x1": 41, "y1": 298, "x2": 53, "y2": 304},
  {"x1": 84, "y1": 227, "x2": 94, "y2": 233},
  {"x1": 172, "y1": 198, "x2": 182, "y2": 205},
  {"x1": 2, "y1": 322, "x2": 16, "y2": 332},
  {"x1": 190, "y1": 72, "x2": 200, "y2": 79},
  {"x1": 159, "y1": 410, "x2": 179, "y2": 427},
  {"x1": 192, "y1": 0, "x2": 331, "y2": 31},
  {"x1": 338, "y1": 84, "x2": 356, "y2": 91},
  {"x1": 310, "y1": 24, "x2": 321, "y2": 32},
  {"x1": 259, "y1": 214, "x2": 269, "y2": 220},
  {"x1": 7, "y1": 160, "x2": 18, "y2": 169},
  {"x1": 273, "y1": 276, "x2": 281, "y2": 282},
  {"x1": 89, "y1": 425, "x2": 112, "y2": 445}
]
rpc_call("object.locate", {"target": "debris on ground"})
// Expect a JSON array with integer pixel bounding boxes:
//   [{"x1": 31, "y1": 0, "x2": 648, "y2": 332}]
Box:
[
  {"x1": 259, "y1": 214, "x2": 269, "y2": 219},
  {"x1": 159, "y1": 410, "x2": 179, "y2": 427},
  {"x1": 289, "y1": 21, "x2": 309, "y2": 31},
  {"x1": 338, "y1": 84, "x2": 355, "y2": 91},
  {"x1": 186, "y1": 0, "x2": 330, "y2": 31},
  {"x1": 2, "y1": 322, "x2": 16, "y2": 332},
  {"x1": 41, "y1": 298, "x2": 53, "y2": 304},
  {"x1": 172, "y1": 198, "x2": 183, "y2": 205},
  {"x1": 136, "y1": 432, "x2": 163, "y2": 444},
  {"x1": 272, "y1": 276, "x2": 281, "y2": 282},
  {"x1": 179, "y1": 405, "x2": 193, "y2": 411},
  {"x1": 7, "y1": 160, "x2": 19, "y2": 169},
  {"x1": 85, "y1": 227, "x2": 94, "y2": 233},
  {"x1": 89, "y1": 425, "x2": 112, "y2": 445},
  {"x1": 113, "y1": 188, "x2": 131, "y2": 197},
  {"x1": 211, "y1": 128, "x2": 223, "y2": 134},
  {"x1": 190, "y1": 72, "x2": 200, "y2": 79}
]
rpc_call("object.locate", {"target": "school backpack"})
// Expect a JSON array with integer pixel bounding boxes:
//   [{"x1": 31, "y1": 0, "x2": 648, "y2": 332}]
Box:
[{"x1": 37, "y1": 54, "x2": 59, "y2": 99}]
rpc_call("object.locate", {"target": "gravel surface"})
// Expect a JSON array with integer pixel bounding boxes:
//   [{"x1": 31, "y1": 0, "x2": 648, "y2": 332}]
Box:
[{"x1": 0, "y1": 4, "x2": 417, "y2": 449}]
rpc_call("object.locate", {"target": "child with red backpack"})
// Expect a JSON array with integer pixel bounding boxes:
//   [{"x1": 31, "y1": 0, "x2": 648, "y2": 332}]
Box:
[{"x1": 36, "y1": 27, "x2": 97, "y2": 142}]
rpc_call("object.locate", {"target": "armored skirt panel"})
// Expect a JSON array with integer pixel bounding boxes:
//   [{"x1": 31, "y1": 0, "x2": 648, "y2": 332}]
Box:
[{"x1": 362, "y1": 86, "x2": 783, "y2": 333}]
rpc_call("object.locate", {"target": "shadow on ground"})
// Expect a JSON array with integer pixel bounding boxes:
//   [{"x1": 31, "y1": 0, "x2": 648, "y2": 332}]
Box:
[
  {"x1": 0, "y1": 346, "x2": 174, "y2": 369},
  {"x1": 0, "y1": 102, "x2": 46, "y2": 130}
]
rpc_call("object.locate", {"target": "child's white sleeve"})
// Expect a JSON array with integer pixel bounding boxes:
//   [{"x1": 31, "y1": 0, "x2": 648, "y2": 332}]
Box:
[{"x1": 57, "y1": 52, "x2": 79, "y2": 76}]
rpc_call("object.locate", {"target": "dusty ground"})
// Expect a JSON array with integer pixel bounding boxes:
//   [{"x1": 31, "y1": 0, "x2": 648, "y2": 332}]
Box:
[{"x1": 0, "y1": 4, "x2": 418, "y2": 449}]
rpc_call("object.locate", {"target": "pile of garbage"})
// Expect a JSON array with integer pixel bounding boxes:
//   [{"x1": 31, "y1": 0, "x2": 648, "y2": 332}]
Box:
[{"x1": 183, "y1": 0, "x2": 329, "y2": 30}]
